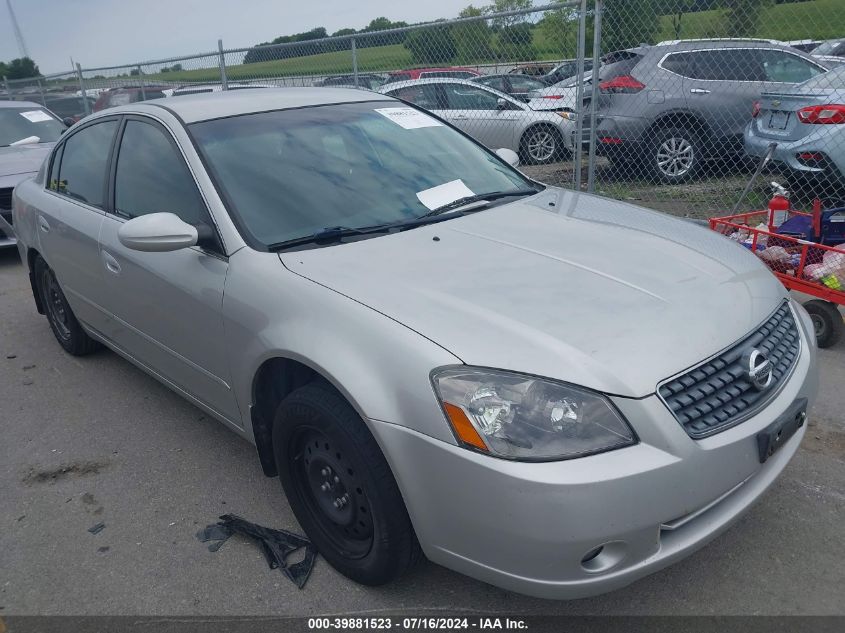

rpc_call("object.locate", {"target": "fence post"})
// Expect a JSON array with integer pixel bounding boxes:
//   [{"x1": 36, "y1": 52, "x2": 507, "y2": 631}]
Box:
[
  {"x1": 351, "y1": 37, "x2": 359, "y2": 88},
  {"x1": 586, "y1": 0, "x2": 603, "y2": 193},
  {"x1": 218, "y1": 39, "x2": 229, "y2": 90},
  {"x1": 572, "y1": 0, "x2": 588, "y2": 191},
  {"x1": 36, "y1": 77, "x2": 46, "y2": 106},
  {"x1": 138, "y1": 66, "x2": 146, "y2": 100},
  {"x1": 3, "y1": 76, "x2": 10, "y2": 100},
  {"x1": 75, "y1": 63, "x2": 91, "y2": 116}
]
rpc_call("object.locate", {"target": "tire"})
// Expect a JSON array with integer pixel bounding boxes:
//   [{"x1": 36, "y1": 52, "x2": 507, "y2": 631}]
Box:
[
  {"x1": 273, "y1": 381, "x2": 422, "y2": 585},
  {"x1": 649, "y1": 126, "x2": 702, "y2": 184},
  {"x1": 803, "y1": 300, "x2": 843, "y2": 349},
  {"x1": 33, "y1": 255, "x2": 100, "y2": 356},
  {"x1": 520, "y1": 125, "x2": 565, "y2": 165}
]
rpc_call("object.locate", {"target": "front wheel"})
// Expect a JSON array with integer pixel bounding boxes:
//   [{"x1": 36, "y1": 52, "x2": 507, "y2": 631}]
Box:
[
  {"x1": 804, "y1": 300, "x2": 843, "y2": 349},
  {"x1": 273, "y1": 382, "x2": 421, "y2": 585},
  {"x1": 520, "y1": 126, "x2": 565, "y2": 165}
]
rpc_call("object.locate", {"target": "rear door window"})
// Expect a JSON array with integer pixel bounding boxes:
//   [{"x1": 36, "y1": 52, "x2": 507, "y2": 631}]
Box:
[
  {"x1": 386, "y1": 84, "x2": 445, "y2": 109},
  {"x1": 661, "y1": 52, "x2": 694, "y2": 77},
  {"x1": 686, "y1": 49, "x2": 765, "y2": 81},
  {"x1": 56, "y1": 120, "x2": 118, "y2": 208}
]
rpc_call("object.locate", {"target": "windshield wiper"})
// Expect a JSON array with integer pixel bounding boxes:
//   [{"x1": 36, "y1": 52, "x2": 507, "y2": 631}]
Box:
[
  {"x1": 268, "y1": 189, "x2": 538, "y2": 252},
  {"x1": 421, "y1": 189, "x2": 538, "y2": 217}
]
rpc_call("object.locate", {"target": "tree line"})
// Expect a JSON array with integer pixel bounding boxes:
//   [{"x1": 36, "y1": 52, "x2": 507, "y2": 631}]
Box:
[{"x1": 0, "y1": 57, "x2": 40, "y2": 81}]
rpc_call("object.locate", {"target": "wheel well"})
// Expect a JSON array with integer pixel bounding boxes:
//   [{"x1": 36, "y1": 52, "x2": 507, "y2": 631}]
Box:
[
  {"x1": 251, "y1": 357, "x2": 324, "y2": 477},
  {"x1": 649, "y1": 112, "x2": 711, "y2": 141},
  {"x1": 26, "y1": 248, "x2": 45, "y2": 314}
]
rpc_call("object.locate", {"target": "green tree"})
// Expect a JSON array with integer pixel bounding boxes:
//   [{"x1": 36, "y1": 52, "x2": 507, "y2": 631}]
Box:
[
  {"x1": 332, "y1": 28, "x2": 357, "y2": 37},
  {"x1": 486, "y1": 0, "x2": 532, "y2": 28},
  {"x1": 453, "y1": 5, "x2": 494, "y2": 63},
  {"x1": 497, "y1": 23, "x2": 537, "y2": 61},
  {"x1": 536, "y1": 8, "x2": 579, "y2": 58},
  {"x1": 1, "y1": 57, "x2": 40, "y2": 79},
  {"x1": 601, "y1": 0, "x2": 660, "y2": 51},
  {"x1": 404, "y1": 24, "x2": 456, "y2": 64},
  {"x1": 720, "y1": 0, "x2": 773, "y2": 37}
]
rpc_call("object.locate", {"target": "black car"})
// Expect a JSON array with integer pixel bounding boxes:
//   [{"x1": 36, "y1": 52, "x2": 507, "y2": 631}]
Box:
[
  {"x1": 314, "y1": 74, "x2": 386, "y2": 90},
  {"x1": 472, "y1": 74, "x2": 547, "y2": 102},
  {"x1": 538, "y1": 59, "x2": 595, "y2": 86},
  {"x1": 43, "y1": 95, "x2": 96, "y2": 123}
]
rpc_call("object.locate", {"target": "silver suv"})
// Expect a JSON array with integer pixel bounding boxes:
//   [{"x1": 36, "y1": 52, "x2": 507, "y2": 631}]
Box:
[{"x1": 591, "y1": 40, "x2": 829, "y2": 183}]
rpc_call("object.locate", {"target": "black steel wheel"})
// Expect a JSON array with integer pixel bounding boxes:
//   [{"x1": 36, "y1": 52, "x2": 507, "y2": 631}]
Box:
[
  {"x1": 804, "y1": 300, "x2": 843, "y2": 349},
  {"x1": 273, "y1": 382, "x2": 422, "y2": 585},
  {"x1": 33, "y1": 255, "x2": 100, "y2": 356}
]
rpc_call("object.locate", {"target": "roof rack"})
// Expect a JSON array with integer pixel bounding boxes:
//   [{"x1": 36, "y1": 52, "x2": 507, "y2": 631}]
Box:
[{"x1": 656, "y1": 38, "x2": 781, "y2": 46}]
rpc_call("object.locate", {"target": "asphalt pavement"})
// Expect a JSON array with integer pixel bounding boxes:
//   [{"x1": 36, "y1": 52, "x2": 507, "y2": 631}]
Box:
[{"x1": 1, "y1": 246, "x2": 843, "y2": 616}]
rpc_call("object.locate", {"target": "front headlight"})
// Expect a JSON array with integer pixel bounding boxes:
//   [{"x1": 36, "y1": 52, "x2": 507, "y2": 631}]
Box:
[{"x1": 432, "y1": 367, "x2": 636, "y2": 461}]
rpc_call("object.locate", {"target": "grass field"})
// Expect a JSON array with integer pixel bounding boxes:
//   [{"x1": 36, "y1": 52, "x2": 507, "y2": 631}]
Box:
[{"x1": 135, "y1": 0, "x2": 842, "y2": 84}]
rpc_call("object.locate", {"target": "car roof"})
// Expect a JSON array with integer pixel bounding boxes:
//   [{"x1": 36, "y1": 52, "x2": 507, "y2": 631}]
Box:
[
  {"x1": 97, "y1": 87, "x2": 394, "y2": 124},
  {"x1": 390, "y1": 67, "x2": 478, "y2": 76},
  {"x1": 651, "y1": 39, "x2": 791, "y2": 51},
  {"x1": 0, "y1": 100, "x2": 45, "y2": 109}
]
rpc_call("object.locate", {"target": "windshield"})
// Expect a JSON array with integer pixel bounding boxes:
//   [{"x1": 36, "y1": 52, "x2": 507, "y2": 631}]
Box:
[
  {"x1": 190, "y1": 101, "x2": 531, "y2": 248},
  {"x1": 798, "y1": 64, "x2": 845, "y2": 89},
  {"x1": 0, "y1": 107, "x2": 64, "y2": 146}
]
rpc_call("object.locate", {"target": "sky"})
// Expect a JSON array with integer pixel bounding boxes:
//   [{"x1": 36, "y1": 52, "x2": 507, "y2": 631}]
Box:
[{"x1": 1, "y1": 0, "x2": 478, "y2": 74}]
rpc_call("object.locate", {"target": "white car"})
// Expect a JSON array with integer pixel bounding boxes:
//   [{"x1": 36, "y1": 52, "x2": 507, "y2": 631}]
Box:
[{"x1": 380, "y1": 78, "x2": 575, "y2": 164}]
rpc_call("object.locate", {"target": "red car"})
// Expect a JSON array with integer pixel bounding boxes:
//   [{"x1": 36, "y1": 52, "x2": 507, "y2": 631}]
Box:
[{"x1": 383, "y1": 67, "x2": 480, "y2": 85}]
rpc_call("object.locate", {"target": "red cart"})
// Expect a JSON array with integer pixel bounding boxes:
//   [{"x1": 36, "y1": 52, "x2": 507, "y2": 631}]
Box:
[{"x1": 709, "y1": 203, "x2": 845, "y2": 348}]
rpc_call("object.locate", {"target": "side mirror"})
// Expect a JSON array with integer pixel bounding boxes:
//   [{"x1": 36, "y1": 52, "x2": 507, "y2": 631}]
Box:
[
  {"x1": 118, "y1": 212, "x2": 198, "y2": 252},
  {"x1": 496, "y1": 97, "x2": 508, "y2": 110},
  {"x1": 62, "y1": 117, "x2": 75, "y2": 127},
  {"x1": 495, "y1": 147, "x2": 520, "y2": 168}
]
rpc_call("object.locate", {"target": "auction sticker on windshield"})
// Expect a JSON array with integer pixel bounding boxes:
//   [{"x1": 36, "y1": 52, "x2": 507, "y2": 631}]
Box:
[
  {"x1": 19, "y1": 110, "x2": 53, "y2": 123},
  {"x1": 375, "y1": 107, "x2": 442, "y2": 130},
  {"x1": 416, "y1": 179, "x2": 474, "y2": 210}
]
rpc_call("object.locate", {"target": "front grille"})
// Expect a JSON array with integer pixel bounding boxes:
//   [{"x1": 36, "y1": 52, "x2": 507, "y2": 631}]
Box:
[
  {"x1": 659, "y1": 302, "x2": 800, "y2": 439},
  {"x1": 0, "y1": 187, "x2": 12, "y2": 211}
]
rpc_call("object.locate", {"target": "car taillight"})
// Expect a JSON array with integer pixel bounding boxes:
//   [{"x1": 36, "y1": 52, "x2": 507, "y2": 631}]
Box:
[
  {"x1": 752, "y1": 101, "x2": 761, "y2": 118},
  {"x1": 796, "y1": 104, "x2": 845, "y2": 124},
  {"x1": 599, "y1": 75, "x2": 645, "y2": 94}
]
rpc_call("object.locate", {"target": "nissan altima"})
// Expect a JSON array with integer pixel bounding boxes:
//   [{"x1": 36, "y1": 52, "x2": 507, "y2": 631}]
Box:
[{"x1": 12, "y1": 88, "x2": 818, "y2": 599}]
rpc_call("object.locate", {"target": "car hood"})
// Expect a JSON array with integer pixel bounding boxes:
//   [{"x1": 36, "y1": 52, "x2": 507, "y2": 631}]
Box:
[
  {"x1": 280, "y1": 189, "x2": 787, "y2": 397},
  {"x1": 0, "y1": 142, "x2": 53, "y2": 181}
]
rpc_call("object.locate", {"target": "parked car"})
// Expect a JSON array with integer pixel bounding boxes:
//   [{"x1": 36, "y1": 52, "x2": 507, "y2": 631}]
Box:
[
  {"x1": 472, "y1": 73, "x2": 547, "y2": 102},
  {"x1": 163, "y1": 82, "x2": 275, "y2": 97},
  {"x1": 383, "y1": 67, "x2": 481, "y2": 85},
  {"x1": 582, "y1": 39, "x2": 828, "y2": 183},
  {"x1": 784, "y1": 39, "x2": 821, "y2": 53},
  {"x1": 745, "y1": 63, "x2": 845, "y2": 193},
  {"x1": 0, "y1": 100, "x2": 65, "y2": 248},
  {"x1": 93, "y1": 86, "x2": 169, "y2": 111},
  {"x1": 508, "y1": 62, "x2": 555, "y2": 76},
  {"x1": 380, "y1": 78, "x2": 574, "y2": 163},
  {"x1": 811, "y1": 38, "x2": 845, "y2": 66},
  {"x1": 537, "y1": 59, "x2": 595, "y2": 86},
  {"x1": 12, "y1": 87, "x2": 818, "y2": 599},
  {"x1": 43, "y1": 95, "x2": 96, "y2": 124},
  {"x1": 314, "y1": 74, "x2": 386, "y2": 90}
]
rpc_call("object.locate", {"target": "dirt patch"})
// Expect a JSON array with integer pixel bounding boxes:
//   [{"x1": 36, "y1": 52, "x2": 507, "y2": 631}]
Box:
[{"x1": 22, "y1": 459, "x2": 111, "y2": 485}]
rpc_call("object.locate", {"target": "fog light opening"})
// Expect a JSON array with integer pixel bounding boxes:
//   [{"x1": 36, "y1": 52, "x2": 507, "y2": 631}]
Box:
[{"x1": 580, "y1": 541, "x2": 628, "y2": 574}]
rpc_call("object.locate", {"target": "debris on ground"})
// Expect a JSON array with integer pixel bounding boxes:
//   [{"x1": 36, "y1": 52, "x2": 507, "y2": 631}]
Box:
[
  {"x1": 196, "y1": 514, "x2": 317, "y2": 589},
  {"x1": 87, "y1": 522, "x2": 105, "y2": 535}
]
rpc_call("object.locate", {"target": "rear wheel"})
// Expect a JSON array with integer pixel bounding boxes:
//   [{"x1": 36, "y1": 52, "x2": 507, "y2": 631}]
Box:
[
  {"x1": 520, "y1": 125, "x2": 565, "y2": 165},
  {"x1": 649, "y1": 126, "x2": 702, "y2": 184},
  {"x1": 804, "y1": 300, "x2": 843, "y2": 349},
  {"x1": 33, "y1": 256, "x2": 100, "y2": 356},
  {"x1": 273, "y1": 382, "x2": 421, "y2": 585}
]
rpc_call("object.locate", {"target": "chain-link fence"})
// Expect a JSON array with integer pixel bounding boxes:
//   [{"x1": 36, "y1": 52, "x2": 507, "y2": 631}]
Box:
[{"x1": 3, "y1": 0, "x2": 845, "y2": 219}]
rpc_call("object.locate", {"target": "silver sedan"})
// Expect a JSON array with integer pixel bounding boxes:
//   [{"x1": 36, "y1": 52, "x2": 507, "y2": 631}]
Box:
[
  {"x1": 379, "y1": 77, "x2": 575, "y2": 164},
  {"x1": 13, "y1": 88, "x2": 817, "y2": 599}
]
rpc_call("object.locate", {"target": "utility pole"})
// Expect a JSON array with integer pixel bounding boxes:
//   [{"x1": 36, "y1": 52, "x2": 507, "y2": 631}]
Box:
[{"x1": 6, "y1": 0, "x2": 31, "y2": 59}]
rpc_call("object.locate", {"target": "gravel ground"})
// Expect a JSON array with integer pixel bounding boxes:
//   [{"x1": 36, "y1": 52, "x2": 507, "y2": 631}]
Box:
[{"x1": 1, "y1": 243, "x2": 844, "y2": 616}]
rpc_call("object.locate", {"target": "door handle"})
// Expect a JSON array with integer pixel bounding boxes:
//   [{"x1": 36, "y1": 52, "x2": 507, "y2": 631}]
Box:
[
  {"x1": 101, "y1": 250, "x2": 121, "y2": 275},
  {"x1": 689, "y1": 88, "x2": 711, "y2": 95},
  {"x1": 38, "y1": 216, "x2": 50, "y2": 233}
]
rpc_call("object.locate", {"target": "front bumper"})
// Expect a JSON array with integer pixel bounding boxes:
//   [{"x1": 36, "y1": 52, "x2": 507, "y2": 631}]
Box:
[{"x1": 369, "y1": 313, "x2": 818, "y2": 599}]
